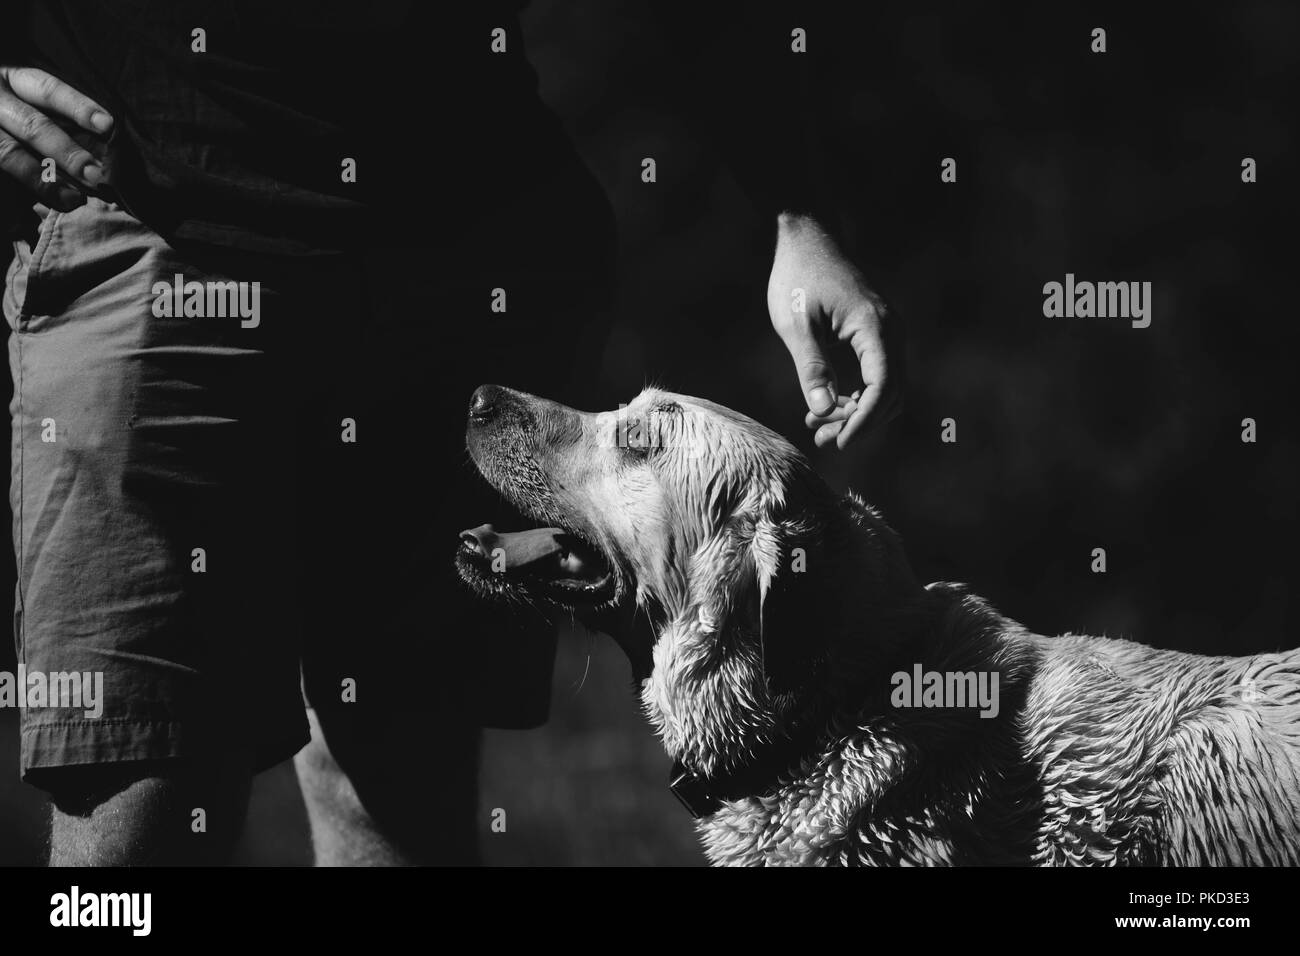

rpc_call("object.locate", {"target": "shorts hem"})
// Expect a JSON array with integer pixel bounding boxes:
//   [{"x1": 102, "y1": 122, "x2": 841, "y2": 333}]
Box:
[{"x1": 19, "y1": 717, "x2": 310, "y2": 786}]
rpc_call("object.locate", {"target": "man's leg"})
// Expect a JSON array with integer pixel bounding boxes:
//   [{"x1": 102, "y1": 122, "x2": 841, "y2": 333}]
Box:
[
  {"x1": 294, "y1": 707, "x2": 479, "y2": 866},
  {"x1": 294, "y1": 711, "x2": 398, "y2": 866},
  {"x1": 4, "y1": 199, "x2": 308, "y2": 863},
  {"x1": 47, "y1": 750, "x2": 253, "y2": 866}
]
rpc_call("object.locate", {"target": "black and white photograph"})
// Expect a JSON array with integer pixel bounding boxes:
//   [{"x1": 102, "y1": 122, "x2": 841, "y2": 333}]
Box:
[{"x1": 0, "y1": 0, "x2": 1296, "y2": 934}]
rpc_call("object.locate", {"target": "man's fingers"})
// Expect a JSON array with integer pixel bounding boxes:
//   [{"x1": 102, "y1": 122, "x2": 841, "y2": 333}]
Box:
[
  {"x1": 777, "y1": 321, "x2": 839, "y2": 415},
  {"x1": 0, "y1": 81, "x2": 106, "y2": 186},
  {"x1": 835, "y1": 390, "x2": 902, "y2": 449},
  {"x1": 0, "y1": 133, "x2": 85, "y2": 210},
  {"x1": 834, "y1": 328, "x2": 898, "y2": 447},
  {"x1": 809, "y1": 386, "x2": 899, "y2": 449},
  {"x1": 814, "y1": 419, "x2": 845, "y2": 448},
  {"x1": 805, "y1": 407, "x2": 848, "y2": 427},
  {"x1": 803, "y1": 392, "x2": 861, "y2": 428},
  {"x1": 0, "y1": 67, "x2": 113, "y2": 134}
]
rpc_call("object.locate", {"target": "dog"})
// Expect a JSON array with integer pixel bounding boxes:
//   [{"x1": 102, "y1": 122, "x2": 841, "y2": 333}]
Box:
[{"x1": 456, "y1": 383, "x2": 1300, "y2": 866}]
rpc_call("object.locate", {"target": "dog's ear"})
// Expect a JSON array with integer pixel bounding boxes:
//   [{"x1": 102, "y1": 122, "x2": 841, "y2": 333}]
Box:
[
  {"x1": 751, "y1": 517, "x2": 832, "y2": 697},
  {"x1": 692, "y1": 457, "x2": 848, "y2": 697},
  {"x1": 744, "y1": 473, "x2": 839, "y2": 698}
]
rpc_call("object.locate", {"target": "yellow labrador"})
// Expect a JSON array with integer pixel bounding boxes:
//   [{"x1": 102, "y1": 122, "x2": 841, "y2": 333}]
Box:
[{"x1": 457, "y1": 384, "x2": 1300, "y2": 866}]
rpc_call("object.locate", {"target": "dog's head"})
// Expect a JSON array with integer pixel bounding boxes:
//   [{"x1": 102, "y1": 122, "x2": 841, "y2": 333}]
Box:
[{"x1": 459, "y1": 385, "x2": 920, "y2": 771}]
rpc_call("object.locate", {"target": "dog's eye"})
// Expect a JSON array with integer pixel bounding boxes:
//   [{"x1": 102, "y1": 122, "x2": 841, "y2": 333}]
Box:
[
  {"x1": 617, "y1": 403, "x2": 682, "y2": 460},
  {"x1": 619, "y1": 415, "x2": 653, "y2": 458}
]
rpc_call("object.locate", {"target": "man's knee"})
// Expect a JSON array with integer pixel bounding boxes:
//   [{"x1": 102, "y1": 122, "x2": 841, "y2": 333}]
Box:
[{"x1": 44, "y1": 753, "x2": 253, "y2": 866}]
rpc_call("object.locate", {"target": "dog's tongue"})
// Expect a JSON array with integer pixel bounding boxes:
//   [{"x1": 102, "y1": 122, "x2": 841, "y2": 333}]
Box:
[{"x1": 460, "y1": 524, "x2": 567, "y2": 569}]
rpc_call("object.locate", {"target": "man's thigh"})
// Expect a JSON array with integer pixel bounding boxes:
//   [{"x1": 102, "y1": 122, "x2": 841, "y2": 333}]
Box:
[{"x1": 4, "y1": 199, "x2": 308, "y2": 788}]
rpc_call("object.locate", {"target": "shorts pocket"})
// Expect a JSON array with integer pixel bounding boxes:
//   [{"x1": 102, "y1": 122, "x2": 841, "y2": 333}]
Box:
[{"x1": 3, "y1": 205, "x2": 62, "y2": 334}]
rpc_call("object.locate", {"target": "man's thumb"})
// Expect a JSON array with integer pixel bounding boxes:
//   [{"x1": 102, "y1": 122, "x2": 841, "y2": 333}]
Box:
[{"x1": 784, "y1": 333, "x2": 837, "y2": 415}]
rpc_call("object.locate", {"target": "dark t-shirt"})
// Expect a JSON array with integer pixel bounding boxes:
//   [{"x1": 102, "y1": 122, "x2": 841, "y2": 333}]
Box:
[
  {"x1": 7, "y1": 1, "x2": 608, "y2": 257},
  {"x1": 4, "y1": 2, "x2": 829, "y2": 258}
]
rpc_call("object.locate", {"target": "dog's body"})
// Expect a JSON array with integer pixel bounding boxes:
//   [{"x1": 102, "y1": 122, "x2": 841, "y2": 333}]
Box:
[
  {"x1": 694, "y1": 559, "x2": 1300, "y2": 866},
  {"x1": 458, "y1": 385, "x2": 1300, "y2": 866}
]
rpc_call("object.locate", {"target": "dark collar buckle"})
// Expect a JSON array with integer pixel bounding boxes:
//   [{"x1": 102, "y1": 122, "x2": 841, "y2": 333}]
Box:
[{"x1": 669, "y1": 760, "x2": 722, "y2": 819}]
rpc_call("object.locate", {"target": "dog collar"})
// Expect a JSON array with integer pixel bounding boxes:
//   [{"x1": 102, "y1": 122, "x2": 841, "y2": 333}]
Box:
[{"x1": 668, "y1": 761, "x2": 724, "y2": 818}]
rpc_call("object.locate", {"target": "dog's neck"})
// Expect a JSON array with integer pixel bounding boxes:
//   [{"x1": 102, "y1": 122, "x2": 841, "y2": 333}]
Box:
[
  {"x1": 666, "y1": 714, "x2": 831, "y2": 818},
  {"x1": 640, "y1": 493, "x2": 932, "y2": 780},
  {"x1": 643, "y1": 599, "x2": 932, "y2": 801},
  {"x1": 693, "y1": 585, "x2": 1039, "y2": 864},
  {"x1": 639, "y1": 494, "x2": 1036, "y2": 844}
]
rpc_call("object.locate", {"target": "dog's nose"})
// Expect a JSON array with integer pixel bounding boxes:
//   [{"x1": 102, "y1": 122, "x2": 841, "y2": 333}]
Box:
[{"x1": 468, "y1": 384, "x2": 503, "y2": 423}]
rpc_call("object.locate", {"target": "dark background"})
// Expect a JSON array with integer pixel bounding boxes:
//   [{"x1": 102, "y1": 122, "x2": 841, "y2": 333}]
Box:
[{"x1": 2, "y1": 0, "x2": 1296, "y2": 864}]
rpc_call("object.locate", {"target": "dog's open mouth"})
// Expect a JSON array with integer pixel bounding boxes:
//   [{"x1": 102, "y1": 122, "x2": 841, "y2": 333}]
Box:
[{"x1": 456, "y1": 522, "x2": 615, "y2": 605}]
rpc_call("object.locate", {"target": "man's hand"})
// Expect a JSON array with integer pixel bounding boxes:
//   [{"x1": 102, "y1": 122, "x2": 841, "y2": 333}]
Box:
[
  {"x1": 0, "y1": 66, "x2": 113, "y2": 211},
  {"x1": 767, "y1": 212, "x2": 901, "y2": 449}
]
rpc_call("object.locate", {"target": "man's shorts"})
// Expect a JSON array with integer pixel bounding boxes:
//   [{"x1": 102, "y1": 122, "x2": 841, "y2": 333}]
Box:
[{"x1": 3, "y1": 193, "x2": 614, "y2": 785}]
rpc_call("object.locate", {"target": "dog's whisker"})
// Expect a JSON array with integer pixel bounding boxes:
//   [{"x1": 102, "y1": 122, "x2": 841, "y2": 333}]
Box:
[{"x1": 573, "y1": 633, "x2": 593, "y2": 698}]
